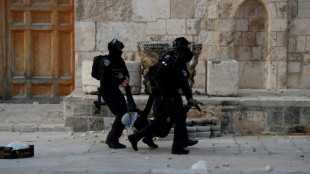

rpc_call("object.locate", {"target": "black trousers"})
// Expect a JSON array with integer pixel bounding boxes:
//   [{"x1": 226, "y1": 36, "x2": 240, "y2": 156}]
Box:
[
  {"x1": 133, "y1": 94, "x2": 189, "y2": 149},
  {"x1": 102, "y1": 86, "x2": 127, "y2": 142}
]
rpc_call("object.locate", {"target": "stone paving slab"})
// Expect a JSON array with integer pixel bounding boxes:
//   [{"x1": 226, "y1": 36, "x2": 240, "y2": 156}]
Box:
[{"x1": 0, "y1": 132, "x2": 309, "y2": 174}]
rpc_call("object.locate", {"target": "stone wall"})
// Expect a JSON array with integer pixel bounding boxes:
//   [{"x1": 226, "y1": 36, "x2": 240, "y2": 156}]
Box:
[
  {"x1": 74, "y1": 0, "x2": 310, "y2": 91},
  {"x1": 288, "y1": 0, "x2": 310, "y2": 88}
]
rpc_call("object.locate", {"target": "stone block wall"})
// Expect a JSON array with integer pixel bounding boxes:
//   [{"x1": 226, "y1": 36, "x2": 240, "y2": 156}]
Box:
[
  {"x1": 74, "y1": 0, "x2": 310, "y2": 92},
  {"x1": 288, "y1": 0, "x2": 310, "y2": 89}
]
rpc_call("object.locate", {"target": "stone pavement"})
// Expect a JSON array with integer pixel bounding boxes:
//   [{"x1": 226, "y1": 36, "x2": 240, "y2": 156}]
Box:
[
  {"x1": 0, "y1": 132, "x2": 309, "y2": 174},
  {"x1": 0, "y1": 103, "x2": 72, "y2": 132}
]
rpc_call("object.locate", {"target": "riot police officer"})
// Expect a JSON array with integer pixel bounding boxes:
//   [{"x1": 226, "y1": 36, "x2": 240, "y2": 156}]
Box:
[
  {"x1": 128, "y1": 37, "x2": 199, "y2": 154},
  {"x1": 100, "y1": 38, "x2": 130, "y2": 149}
]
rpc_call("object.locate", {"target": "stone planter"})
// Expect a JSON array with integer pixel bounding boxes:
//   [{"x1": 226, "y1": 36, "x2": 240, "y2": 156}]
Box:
[{"x1": 137, "y1": 41, "x2": 202, "y2": 93}]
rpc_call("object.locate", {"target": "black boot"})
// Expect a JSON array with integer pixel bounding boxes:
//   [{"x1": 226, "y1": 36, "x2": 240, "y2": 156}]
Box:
[
  {"x1": 105, "y1": 140, "x2": 126, "y2": 149},
  {"x1": 171, "y1": 148, "x2": 190, "y2": 155},
  {"x1": 128, "y1": 134, "x2": 139, "y2": 151},
  {"x1": 142, "y1": 137, "x2": 158, "y2": 149},
  {"x1": 183, "y1": 139, "x2": 198, "y2": 148}
]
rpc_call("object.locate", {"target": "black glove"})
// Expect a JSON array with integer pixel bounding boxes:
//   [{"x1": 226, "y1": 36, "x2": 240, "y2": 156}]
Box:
[{"x1": 188, "y1": 98, "x2": 199, "y2": 107}]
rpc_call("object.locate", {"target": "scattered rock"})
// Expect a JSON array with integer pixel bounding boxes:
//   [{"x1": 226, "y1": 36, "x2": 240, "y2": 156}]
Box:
[
  {"x1": 19, "y1": 132, "x2": 22, "y2": 135},
  {"x1": 0, "y1": 108, "x2": 5, "y2": 111},
  {"x1": 265, "y1": 165, "x2": 273, "y2": 171},
  {"x1": 215, "y1": 165, "x2": 220, "y2": 169},
  {"x1": 141, "y1": 151, "x2": 146, "y2": 154},
  {"x1": 81, "y1": 133, "x2": 87, "y2": 137},
  {"x1": 212, "y1": 143, "x2": 215, "y2": 146},
  {"x1": 167, "y1": 157, "x2": 172, "y2": 160},
  {"x1": 253, "y1": 147, "x2": 256, "y2": 152},
  {"x1": 145, "y1": 157, "x2": 149, "y2": 160},
  {"x1": 48, "y1": 139, "x2": 51, "y2": 142},
  {"x1": 111, "y1": 150, "x2": 115, "y2": 153},
  {"x1": 300, "y1": 154, "x2": 305, "y2": 158},
  {"x1": 245, "y1": 141, "x2": 248, "y2": 144},
  {"x1": 5, "y1": 120, "x2": 9, "y2": 124},
  {"x1": 227, "y1": 146, "x2": 230, "y2": 148},
  {"x1": 84, "y1": 138, "x2": 88, "y2": 140},
  {"x1": 165, "y1": 164, "x2": 170, "y2": 167},
  {"x1": 69, "y1": 132, "x2": 74, "y2": 136},
  {"x1": 36, "y1": 135, "x2": 39, "y2": 138},
  {"x1": 72, "y1": 136, "x2": 76, "y2": 139},
  {"x1": 33, "y1": 102, "x2": 39, "y2": 105},
  {"x1": 222, "y1": 163, "x2": 229, "y2": 167},
  {"x1": 99, "y1": 140, "x2": 105, "y2": 143}
]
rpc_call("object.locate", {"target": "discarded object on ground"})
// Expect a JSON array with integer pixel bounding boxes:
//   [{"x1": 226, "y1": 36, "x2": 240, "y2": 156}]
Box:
[
  {"x1": 0, "y1": 145, "x2": 34, "y2": 159},
  {"x1": 191, "y1": 160, "x2": 207, "y2": 170}
]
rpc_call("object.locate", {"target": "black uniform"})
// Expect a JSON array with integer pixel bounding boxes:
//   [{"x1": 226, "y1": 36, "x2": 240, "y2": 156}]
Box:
[
  {"x1": 100, "y1": 38, "x2": 129, "y2": 149},
  {"x1": 128, "y1": 46, "x2": 197, "y2": 154}
]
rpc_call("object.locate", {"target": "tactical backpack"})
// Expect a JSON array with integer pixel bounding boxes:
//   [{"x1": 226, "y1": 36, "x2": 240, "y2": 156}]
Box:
[{"x1": 91, "y1": 55, "x2": 107, "y2": 80}]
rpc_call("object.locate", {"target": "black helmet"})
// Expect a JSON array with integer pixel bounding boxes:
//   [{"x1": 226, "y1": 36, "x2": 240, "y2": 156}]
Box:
[
  {"x1": 108, "y1": 38, "x2": 124, "y2": 55},
  {"x1": 172, "y1": 37, "x2": 190, "y2": 48},
  {"x1": 174, "y1": 45, "x2": 193, "y2": 63}
]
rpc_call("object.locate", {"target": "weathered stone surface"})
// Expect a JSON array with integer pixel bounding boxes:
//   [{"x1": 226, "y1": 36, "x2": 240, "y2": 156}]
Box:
[
  {"x1": 284, "y1": 107, "x2": 300, "y2": 124},
  {"x1": 288, "y1": 62, "x2": 301, "y2": 73},
  {"x1": 244, "y1": 5, "x2": 259, "y2": 18},
  {"x1": 270, "y1": 19, "x2": 288, "y2": 32},
  {"x1": 276, "y1": 32, "x2": 287, "y2": 47},
  {"x1": 297, "y1": 36, "x2": 306, "y2": 52},
  {"x1": 298, "y1": 0, "x2": 310, "y2": 17},
  {"x1": 133, "y1": 0, "x2": 170, "y2": 21},
  {"x1": 207, "y1": 0, "x2": 217, "y2": 18},
  {"x1": 290, "y1": 19, "x2": 310, "y2": 35},
  {"x1": 241, "y1": 110, "x2": 265, "y2": 134},
  {"x1": 301, "y1": 108, "x2": 310, "y2": 125},
  {"x1": 270, "y1": 47, "x2": 287, "y2": 61},
  {"x1": 81, "y1": 60, "x2": 99, "y2": 94},
  {"x1": 242, "y1": 32, "x2": 255, "y2": 46},
  {"x1": 218, "y1": 19, "x2": 233, "y2": 32},
  {"x1": 235, "y1": 19, "x2": 248, "y2": 31},
  {"x1": 75, "y1": 22, "x2": 95, "y2": 51},
  {"x1": 167, "y1": 19, "x2": 186, "y2": 35},
  {"x1": 75, "y1": 0, "x2": 133, "y2": 22},
  {"x1": 82, "y1": 60, "x2": 141, "y2": 94},
  {"x1": 288, "y1": 37, "x2": 296, "y2": 52},
  {"x1": 89, "y1": 117, "x2": 104, "y2": 131},
  {"x1": 196, "y1": 131, "x2": 211, "y2": 138},
  {"x1": 96, "y1": 22, "x2": 146, "y2": 52},
  {"x1": 304, "y1": 54, "x2": 310, "y2": 65},
  {"x1": 235, "y1": 46, "x2": 251, "y2": 61},
  {"x1": 238, "y1": 61, "x2": 268, "y2": 89},
  {"x1": 146, "y1": 19, "x2": 166, "y2": 35},
  {"x1": 252, "y1": 46, "x2": 262, "y2": 60},
  {"x1": 186, "y1": 19, "x2": 200, "y2": 34},
  {"x1": 199, "y1": 31, "x2": 216, "y2": 45},
  {"x1": 218, "y1": 0, "x2": 233, "y2": 18},
  {"x1": 194, "y1": 0, "x2": 207, "y2": 18},
  {"x1": 171, "y1": 0, "x2": 195, "y2": 18},
  {"x1": 65, "y1": 117, "x2": 88, "y2": 132},
  {"x1": 267, "y1": 107, "x2": 283, "y2": 126},
  {"x1": 206, "y1": 60, "x2": 238, "y2": 96},
  {"x1": 219, "y1": 31, "x2": 234, "y2": 46},
  {"x1": 249, "y1": 19, "x2": 266, "y2": 31},
  {"x1": 201, "y1": 19, "x2": 215, "y2": 30},
  {"x1": 218, "y1": 46, "x2": 234, "y2": 60}
]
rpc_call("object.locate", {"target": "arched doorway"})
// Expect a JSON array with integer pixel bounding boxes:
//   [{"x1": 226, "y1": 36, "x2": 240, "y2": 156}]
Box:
[{"x1": 234, "y1": 0, "x2": 269, "y2": 89}]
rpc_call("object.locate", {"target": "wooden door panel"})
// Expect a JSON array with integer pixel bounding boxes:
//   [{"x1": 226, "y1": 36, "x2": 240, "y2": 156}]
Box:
[
  {"x1": 58, "y1": 31, "x2": 73, "y2": 77},
  {"x1": 12, "y1": 83, "x2": 26, "y2": 96},
  {"x1": 31, "y1": 84, "x2": 53, "y2": 96},
  {"x1": 11, "y1": 31, "x2": 26, "y2": 76},
  {"x1": 5, "y1": 0, "x2": 74, "y2": 99},
  {"x1": 31, "y1": 11, "x2": 52, "y2": 24},
  {"x1": 31, "y1": 31, "x2": 53, "y2": 77}
]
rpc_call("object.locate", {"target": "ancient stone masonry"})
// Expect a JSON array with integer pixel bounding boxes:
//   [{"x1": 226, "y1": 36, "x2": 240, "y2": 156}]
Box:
[{"x1": 66, "y1": 0, "x2": 310, "y2": 133}]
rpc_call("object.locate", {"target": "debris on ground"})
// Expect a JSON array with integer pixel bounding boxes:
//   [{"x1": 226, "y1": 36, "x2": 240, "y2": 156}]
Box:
[
  {"x1": 191, "y1": 160, "x2": 207, "y2": 170},
  {"x1": 265, "y1": 165, "x2": 273, "y2": 171}
]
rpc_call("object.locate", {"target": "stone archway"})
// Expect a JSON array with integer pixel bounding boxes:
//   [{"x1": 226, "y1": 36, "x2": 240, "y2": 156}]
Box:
[{"x1": 234, "y1": 0, "x2": 269, "y2": 89}]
